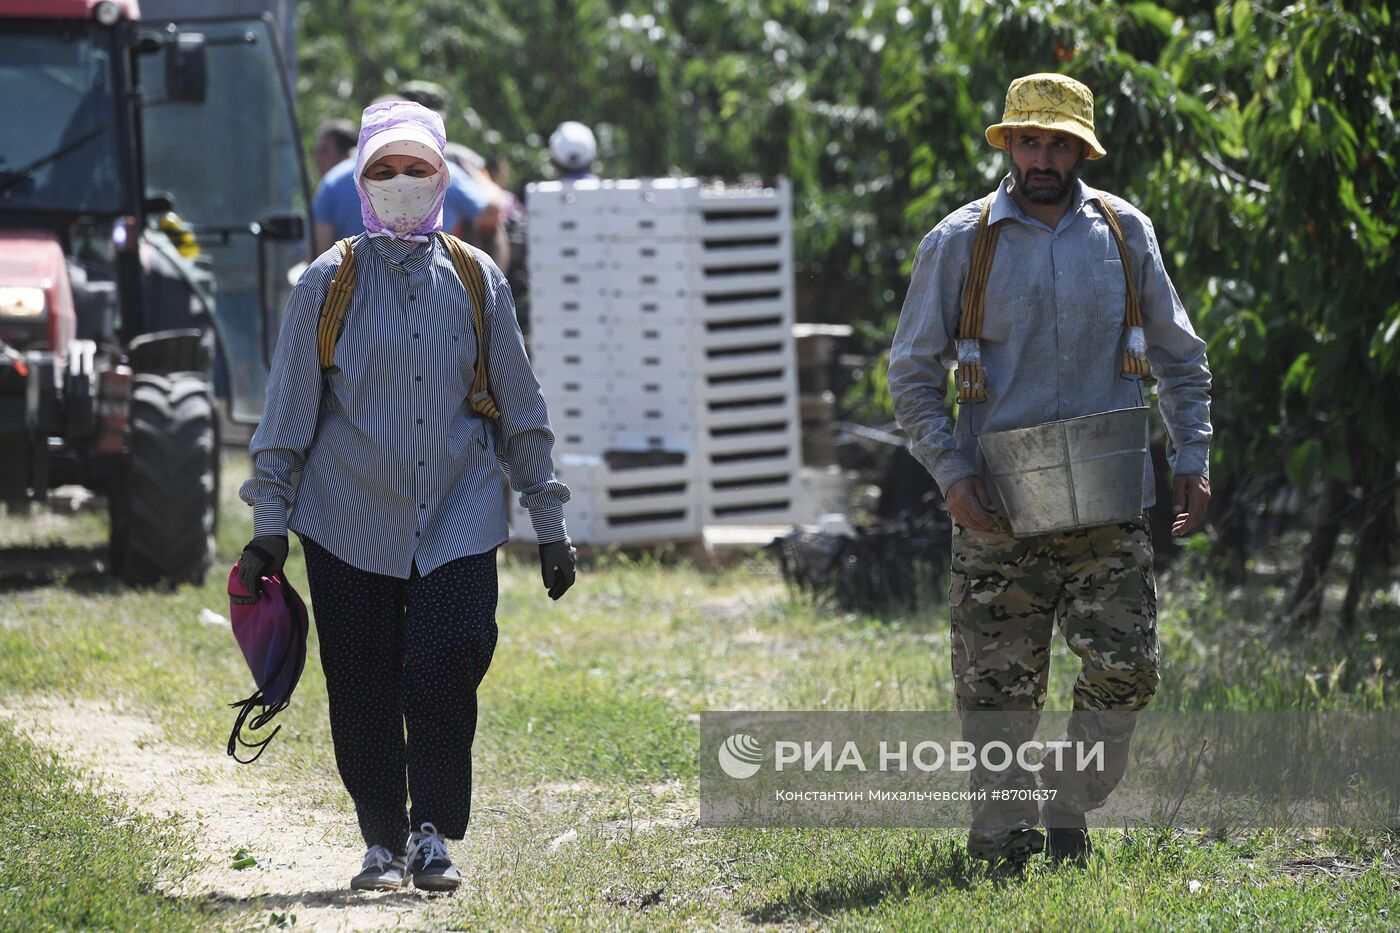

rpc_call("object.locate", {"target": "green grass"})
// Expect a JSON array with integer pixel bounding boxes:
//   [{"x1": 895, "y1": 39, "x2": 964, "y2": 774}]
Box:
[
  {"x1": 0, "y1": 722, "x2": 214, "y2": 932},
  {"x1": 1, "y1": 457, "x2": 1399, "y2": 929}
]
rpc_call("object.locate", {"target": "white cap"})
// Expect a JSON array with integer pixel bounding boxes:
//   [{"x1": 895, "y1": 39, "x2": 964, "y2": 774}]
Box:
[{"x1": 549, "y1": 121, "x2": 597, "y2": 171}]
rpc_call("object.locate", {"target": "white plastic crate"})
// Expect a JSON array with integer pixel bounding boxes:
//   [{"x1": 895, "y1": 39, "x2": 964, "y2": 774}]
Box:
[
  {"x1": 701, "y1": 369, "x2": 799, "y2": 403},
  {"x1": 699, "y1": 397, "x2": 794, "y2": 433},
  {"x1": 699, "y1": 323, "x2": 793, "y2": 354},
  {"x1": 529, "y1": 348, "x2": 615, "y2": 373},
  {"x1": 609, "y1": 425, "x2": 695, "y2": 453},
  {"x1": 701, "y1": 498, "x2": 802, "y2": 525},
  {"x1": 699, "y1": 458, "x2": 806, "y2": 527},
  {"x1": 705, "y1": 474, "x2": 803, "y2": 510},
  {"x1": 510, "y1": 453, "x2": 701, "y2": 544},
  {"x1": 552, "y1": 426, "x2": 620, "y2": 453},
  {"x1": 527, "y1": 240, "x2": 610, "y2": 269},
  {"x1": 630, "y1": 347, "x2": 695, "y2": 379},
  {"x1": 608, "y1": 240, "x2": 693, "y2": 268},
  {"x1": 524, "y1": 176, "x2": 805, "y2": 541},
  {"x1": 550, "y1": 401, "x2": 613, "y2": 430},
  {"x1": 538, "y1": 371, "x2": 612, "y2": 399},
  {"x1": 530, "y1": 267, "x2": 615, "y2": 298},
  {"x1": 694, "y1": 204, "x2": 788, "y2": 242},
  {"x1": 696, "y1": 292, "x2": 792, "y2": 323},
  {"x1": 703, "y1": 445, "x2": 803, "y2": 476},
  {"x1": 698, "y1": 242, "x2": 787, "y2": 267},
  {"x1": 697, "y1": 350, "x2": 794, "y2": 380},
  {"x1": 604, "y1": 262, "x2": 691, "y2": 293},
  {"x1": 526, "y1": 293, "x2": 610, "y2": 321},
  {"x1": 530, "y1": 353, "x2": 615, "y2": 382},
  {"x1": 609, "y1": 297, "x2": 694, "y2": 327},
  {"x1": 702, "y1": 423, "x2": 802, "y2": 456},
  {"x1": 695, "y1": 269, "x2": 792, "y2": 298},
  {"x1": 530, "y1": 327, "x2": 615, "y2": 349}
]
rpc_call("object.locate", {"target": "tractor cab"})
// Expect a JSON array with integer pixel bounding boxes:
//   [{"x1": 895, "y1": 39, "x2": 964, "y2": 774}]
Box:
[{"x1": 0, "y1": 0, "x2": 309, "y2": 585}]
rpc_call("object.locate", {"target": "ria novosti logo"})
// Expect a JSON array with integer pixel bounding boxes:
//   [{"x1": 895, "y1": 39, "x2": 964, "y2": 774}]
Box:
[
  {"x1": 714, "y1": 735, "x2": 1107, "y2": 778},
  {"x1": 717, "y1": 733, "x2": 764, "y2": 779}
]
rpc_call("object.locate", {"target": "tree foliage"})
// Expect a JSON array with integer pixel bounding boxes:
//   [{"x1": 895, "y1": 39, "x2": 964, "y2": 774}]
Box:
[{"x1": 298, "y1": 1, "x2": 1400, "y2": 610}]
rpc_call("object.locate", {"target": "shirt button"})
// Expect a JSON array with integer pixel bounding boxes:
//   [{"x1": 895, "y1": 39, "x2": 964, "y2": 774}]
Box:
[
  {"x1": 415, "y1": 531, "x2": 421, "y2": 538},
  {"x1": 1062, "y1": 354, "x2": 1070, "y2": 361},
  {"x1": 452, "y1": 335, "x2": 458, "y2": 342},
  {"x1": 416, "y1": 418, "x2": 423, "y2": 425},
  {"x1": 419, "y1": 503, "x2": 426, "y2": 509},
  {"x1": 409, "y1": 294, "x2": 416, "y2": 301},
  {"x1": 415, "y1": 375, "x2": 422, "y2": 382},
  {"x1": 418, "y1": 460, "x2": 425, "y2": 467},
  {"x1": 413, "y1": 332, "x2": 420, "y2": 339}
]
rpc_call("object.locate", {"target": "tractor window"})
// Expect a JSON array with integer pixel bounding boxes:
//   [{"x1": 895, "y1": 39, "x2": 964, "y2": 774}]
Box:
[
  {"x1": 0, "y1": 22, "x2": 126, "y2": 214},
  {"x1": 140, "y1": 16, "x2": 310, "y2": 424}
]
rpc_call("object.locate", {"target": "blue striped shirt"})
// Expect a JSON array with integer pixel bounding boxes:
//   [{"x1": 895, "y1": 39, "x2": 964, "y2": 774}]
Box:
[
  {"x1": 239, "y1": 234, "x2": 569, "y2": 578},
  {"x1": 889, "y1": 177, "x2": 1212, "y2": 508}
]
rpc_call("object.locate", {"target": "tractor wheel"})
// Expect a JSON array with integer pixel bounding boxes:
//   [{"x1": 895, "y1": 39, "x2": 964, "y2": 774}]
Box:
[{"x1": 109, "y1": 372, "x2": 218, "y2": 586}]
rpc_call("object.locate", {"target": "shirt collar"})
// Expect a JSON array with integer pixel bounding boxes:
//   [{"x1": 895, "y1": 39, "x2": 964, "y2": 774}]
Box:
[
  {"x1": 370, "y1": 233, "x2": 434, "y2": 274},
  {"x1": 988, "y1": 174, "x2": 1092, "y2": 234}
]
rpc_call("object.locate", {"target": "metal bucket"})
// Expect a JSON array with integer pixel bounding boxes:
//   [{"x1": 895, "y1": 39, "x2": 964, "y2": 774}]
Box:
[{"x1": 977, "y1": 407, "x2": 1148, "y2": 536}]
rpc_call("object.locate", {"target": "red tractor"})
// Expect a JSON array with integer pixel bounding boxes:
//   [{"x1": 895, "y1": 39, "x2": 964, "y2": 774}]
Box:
[{"x1": 0, "y1": 0, "x2": 309, "y2": 584}]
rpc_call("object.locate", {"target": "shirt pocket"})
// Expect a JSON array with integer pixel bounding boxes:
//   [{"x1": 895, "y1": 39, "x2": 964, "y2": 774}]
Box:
[
  {"x1": 1088, "y1": 257, "x2": 1129, "y2": 329},
  {"x1": 447, "y1": 412, "x2": 491, "y2": 464}
]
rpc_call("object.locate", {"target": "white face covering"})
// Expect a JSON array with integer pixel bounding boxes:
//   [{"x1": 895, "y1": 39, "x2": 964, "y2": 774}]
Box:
[{"x1": 360, "y1": 174, "x2": 441, "y2": 235}]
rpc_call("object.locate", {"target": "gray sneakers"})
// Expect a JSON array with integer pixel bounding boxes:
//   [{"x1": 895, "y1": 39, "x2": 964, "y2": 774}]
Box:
[
  {"x1": 350, "y1": 844, "x2": 408, "y2": 891},
  {"x1": 407, "y1": 822, "x2": 462, "y2": 893}
]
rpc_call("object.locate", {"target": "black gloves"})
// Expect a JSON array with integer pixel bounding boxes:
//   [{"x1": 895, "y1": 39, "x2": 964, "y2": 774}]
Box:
[
  {"x1": 238, "y1": 534, "x2": 289, "y2": 598},
  {"x1": 237, "y1": 534, "x2": 572, "y2": 600},
  {"x1": 538, "y1": 539, "x2": 577, "y2": 600}
]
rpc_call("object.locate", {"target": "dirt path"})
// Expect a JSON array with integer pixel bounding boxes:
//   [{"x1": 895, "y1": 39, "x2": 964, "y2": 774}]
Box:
[{"x1": 1, "y1": 698, "x2": 440, "y2": 931}]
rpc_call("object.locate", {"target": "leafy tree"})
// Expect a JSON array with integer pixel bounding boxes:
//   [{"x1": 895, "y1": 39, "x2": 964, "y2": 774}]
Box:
[{"x1": 296, "y1": 1, "x2": 1399, "y2": 617}]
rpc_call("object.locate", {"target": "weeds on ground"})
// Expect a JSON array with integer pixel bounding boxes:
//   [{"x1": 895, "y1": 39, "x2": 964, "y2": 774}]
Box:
[{"x1": 0, "y1": 722, "x2": 214, "y2": 931}]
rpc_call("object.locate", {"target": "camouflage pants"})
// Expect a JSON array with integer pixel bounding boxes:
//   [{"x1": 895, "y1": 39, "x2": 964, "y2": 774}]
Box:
[{"x1": 949, "y1": 519, "x2": 1159, "y2": 861}]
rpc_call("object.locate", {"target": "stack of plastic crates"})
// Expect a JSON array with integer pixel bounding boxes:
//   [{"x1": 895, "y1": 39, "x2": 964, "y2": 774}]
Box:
[{"x1": 515, "y1": 177, "x2": 803, "y2": 545}]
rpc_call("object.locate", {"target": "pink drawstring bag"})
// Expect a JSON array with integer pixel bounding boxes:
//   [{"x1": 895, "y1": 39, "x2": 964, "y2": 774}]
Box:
[{"x1": 226, "y1": 560, "x2": 308, "y2": 763}]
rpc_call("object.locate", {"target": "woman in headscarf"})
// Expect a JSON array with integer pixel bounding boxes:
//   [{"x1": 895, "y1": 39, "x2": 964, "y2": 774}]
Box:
[{"x1": 236, "y1": 100, "x2": 577, "y2": 894}]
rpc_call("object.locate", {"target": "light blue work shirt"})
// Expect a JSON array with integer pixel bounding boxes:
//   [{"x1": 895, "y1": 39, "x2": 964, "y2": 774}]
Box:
[
  {"x1": 240, "y1": 235, "x2": 568, "y2": 578},
  {"x1": 888, "y1": 176, "x2": 1212, "y2": 509}
]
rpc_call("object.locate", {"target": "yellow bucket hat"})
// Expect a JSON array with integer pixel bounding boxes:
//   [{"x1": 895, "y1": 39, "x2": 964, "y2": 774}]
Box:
[{"x1": 985, "y1": 73, "x2": 1107, "y2": 159}]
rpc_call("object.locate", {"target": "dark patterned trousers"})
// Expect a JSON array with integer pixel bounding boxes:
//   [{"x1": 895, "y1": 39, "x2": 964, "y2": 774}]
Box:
[
  {"x1": 949, "y1": 519, "x2": 1159, "y2": 861},
  {"x1": 300, "y1": 534, "x2": 499, "y2": 853}
]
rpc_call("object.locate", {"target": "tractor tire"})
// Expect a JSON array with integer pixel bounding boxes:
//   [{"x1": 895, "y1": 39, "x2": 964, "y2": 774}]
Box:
[{"x1": 109, "y1": 372, "x2": 218, "y2": 586}]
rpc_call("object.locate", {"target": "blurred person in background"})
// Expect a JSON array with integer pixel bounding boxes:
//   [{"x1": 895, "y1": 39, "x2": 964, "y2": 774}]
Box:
[
  {"x1": 313, "y1": 118, "x2": 357, "y2": 177},
  {"x1": 311, "y1": 118, "x2": 363, "y2": 253},
  {"x1": 444, "y1": 141, "x2": 516, "y2": 272},
  {"x1": 548, "y1": 121, "x2": 597, "y2": 181}
]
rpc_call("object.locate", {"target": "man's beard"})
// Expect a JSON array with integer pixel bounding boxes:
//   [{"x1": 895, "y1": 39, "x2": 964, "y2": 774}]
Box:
[{"x1": 1013, "y1": 156, "x2": 1085, "y2": 204}]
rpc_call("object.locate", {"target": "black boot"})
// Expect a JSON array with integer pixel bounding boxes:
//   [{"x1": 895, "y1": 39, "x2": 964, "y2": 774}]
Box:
[
  {"x1": 1045, "y1": 811, "x2": 1093, "y2": 867},
  {"x1": 983, "y1": 827, "x2": 1043, "y2": 881}
]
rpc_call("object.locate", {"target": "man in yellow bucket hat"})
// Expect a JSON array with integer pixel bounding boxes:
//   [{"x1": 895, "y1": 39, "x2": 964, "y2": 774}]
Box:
[{"x1": 888, "y1": 74, "x2": 1213, "y2": 873}]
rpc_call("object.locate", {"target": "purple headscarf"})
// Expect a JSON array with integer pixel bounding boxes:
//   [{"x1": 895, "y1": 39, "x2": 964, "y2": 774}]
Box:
[{"x1": 353, "y1": 100, "x2": 451, "y2": 239}]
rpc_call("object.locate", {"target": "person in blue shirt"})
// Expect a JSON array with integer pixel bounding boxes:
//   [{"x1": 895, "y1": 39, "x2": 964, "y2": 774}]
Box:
[{"x1": 313, "y1": 119, "x2": 357, "y2": 177}]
